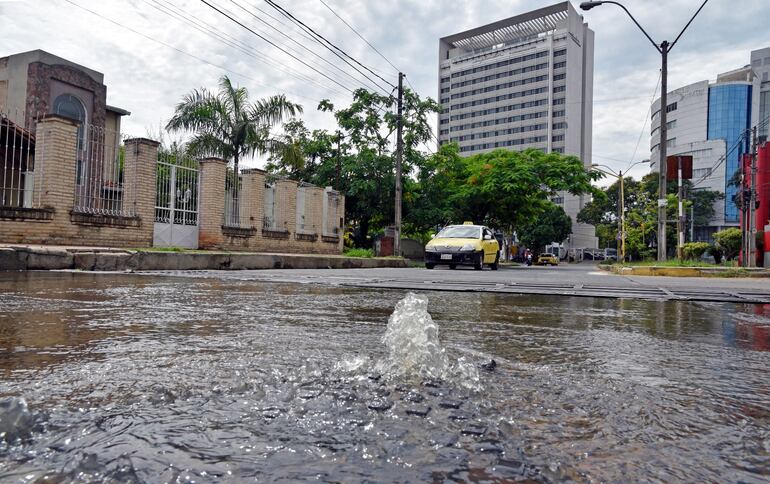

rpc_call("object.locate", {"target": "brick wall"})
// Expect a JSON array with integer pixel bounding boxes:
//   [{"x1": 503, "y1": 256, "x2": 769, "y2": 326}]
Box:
[
  {"x1": 200, "y1": 162, "x2": 344, "y2": 254},
  {"x1": 0, "y1": 116, "x2": 155, "y2": 247},
  {"x1": 0, "y1": 116, "x2": 345, "y2": 253}
]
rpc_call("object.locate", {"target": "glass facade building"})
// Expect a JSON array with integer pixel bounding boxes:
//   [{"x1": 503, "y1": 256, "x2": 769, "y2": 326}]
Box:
[{"x1": 707, "y1": 84, "x2": 752, "y2": 222}]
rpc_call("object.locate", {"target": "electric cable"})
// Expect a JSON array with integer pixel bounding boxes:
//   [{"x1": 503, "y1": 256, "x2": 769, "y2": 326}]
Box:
[
  {"x1": 62, "y1": 0, "x2": 320, "y2": 103},
  {"x1": 262, "y1": 0, "x2": 395, "y2": 94},
  {"x1": 199, "y1": 0, "x2": 355, "y2": 95}
]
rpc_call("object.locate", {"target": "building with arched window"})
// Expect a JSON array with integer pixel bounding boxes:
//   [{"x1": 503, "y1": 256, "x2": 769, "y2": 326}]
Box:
[
  {"x1": 0, "y1": 50, "x2": 130, "y2": 209},
  {"x1": 0, "y1": 49, "x2": 129, "y2": 133}
]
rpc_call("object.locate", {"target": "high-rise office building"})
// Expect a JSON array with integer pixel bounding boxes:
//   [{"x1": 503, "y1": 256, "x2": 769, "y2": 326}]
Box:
[
  {"x1": 750, "y1": 47, "x2": 770, "y2": 142},
  {"x1": 650, "y1": 64, "x2": 760, "y2": 240},
  {"x1": 438, "y1": 2, "x2": 597, "y2": 249}
]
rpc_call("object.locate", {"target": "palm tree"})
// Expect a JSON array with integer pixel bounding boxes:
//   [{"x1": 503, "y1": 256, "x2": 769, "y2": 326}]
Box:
[{"x1": 166, "y1": 75, "x2": 303, "y2": 180}]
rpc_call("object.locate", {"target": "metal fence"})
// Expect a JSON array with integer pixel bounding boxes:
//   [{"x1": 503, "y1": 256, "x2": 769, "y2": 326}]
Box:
[
  {"x1": 324, "y1": 189, "x2": 341, "y2": 236},
  {"x1": 224, "y1": 172, "x2": 254, "y2": 229},
  {"x1": 155, "y1": 150, "x2": 199, "y2": 226},
  {"x1": 73, "y1": 123, "x2": 135, "y2": 217},
  {"x1": 0, "y1": 112, "x2": 43, "y2": 209}
]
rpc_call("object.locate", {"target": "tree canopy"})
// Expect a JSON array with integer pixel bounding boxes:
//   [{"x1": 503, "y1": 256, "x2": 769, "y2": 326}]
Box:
[{"x1": 166, "y1": 75, "x2": 303, "y2": 176}]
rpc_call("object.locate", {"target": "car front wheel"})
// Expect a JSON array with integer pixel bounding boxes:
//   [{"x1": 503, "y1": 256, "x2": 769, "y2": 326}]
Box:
[
  {"x1": 474, "y1": 252, "x2": 484, "y2": 270},
  {"x1": 425, "y1": 262, "x2": 435, "y2": 269}
]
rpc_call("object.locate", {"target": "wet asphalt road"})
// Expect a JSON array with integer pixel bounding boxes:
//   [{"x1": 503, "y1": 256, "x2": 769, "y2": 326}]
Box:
[{"x1": 147, "y1": 262, "x2": 770, "y2": 303}]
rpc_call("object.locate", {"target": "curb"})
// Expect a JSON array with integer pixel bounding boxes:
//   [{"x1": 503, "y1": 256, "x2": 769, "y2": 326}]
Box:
[
  {"x1": 0, "y1": 246, "x2": 408, "y2": 271},
  {"x1": 598, "y1": 264, "x2": 770, "y2": 278}
]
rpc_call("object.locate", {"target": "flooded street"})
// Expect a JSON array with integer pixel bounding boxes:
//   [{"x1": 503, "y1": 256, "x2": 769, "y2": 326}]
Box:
[{"x1": 1, "y1": 271, "x2": 769, "y2": 482}]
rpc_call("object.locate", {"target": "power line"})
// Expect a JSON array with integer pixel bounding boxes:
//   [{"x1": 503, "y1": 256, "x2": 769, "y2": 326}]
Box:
[
  {"x1": 317, "y1": 0, "x2": 398, "y2": 75},
  {"x1": 199, "y1": 0, "x2": 355, "y2": 95},
  {"x1": 628, "y1": 70, "x2": 661, "y2": 169},
  {"x1": 314, "y1": 0, "x2": 420, "y2": 99},
  {"x1": 143, "y1": 0, "x2": 350, "y2": 97},
  {"x1": 263, "y1": 0, "x2": 396, "y2": 94},
  {"x1": 226, "y1": 0, "x2": 383, "y2": 95},
  {"x1": 62, "y1": 0, "x2": 319, "y2": 103}
]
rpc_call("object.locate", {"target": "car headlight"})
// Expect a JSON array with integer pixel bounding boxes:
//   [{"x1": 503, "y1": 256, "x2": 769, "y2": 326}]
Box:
[
  {"x1": 460, "y1": 244, "x2": 476, "y2": 252},
  {"x1": 425, "y1": 246, "x2": 436, "y2": 252}
]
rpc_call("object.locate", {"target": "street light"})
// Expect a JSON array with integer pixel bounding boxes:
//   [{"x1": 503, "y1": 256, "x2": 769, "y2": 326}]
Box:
[
  {"x1": 580, "y1": 0, "x2": 708, "y2": 262},
  {"x1": 592, "y1": 160, "x2": 649, "y2": 262}
]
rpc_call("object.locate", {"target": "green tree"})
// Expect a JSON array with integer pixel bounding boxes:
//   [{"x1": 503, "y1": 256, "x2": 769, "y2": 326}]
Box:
[
  {"x1": 713, "y1": 227, "x2": 742, "y2": 260},
  {"x1": 268, "y1": 88, "x2": 439, "y2": 247},
  {"x1": 456, "y1": 148, "x2": 600, "y2": 229},
  {"x1": 166, "y1": 75, "x2": 303, "y2": 178},
  {"x1": 518, "y1": 203, "x2": 573, "y2": 253}
]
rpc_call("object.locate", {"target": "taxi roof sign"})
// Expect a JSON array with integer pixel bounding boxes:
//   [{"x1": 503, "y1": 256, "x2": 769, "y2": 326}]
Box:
[{"x1": 463, "y1": 221, "x2": 474, "y2": 225}]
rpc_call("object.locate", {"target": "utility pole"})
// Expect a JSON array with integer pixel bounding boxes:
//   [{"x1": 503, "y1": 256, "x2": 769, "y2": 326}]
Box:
[
  {"x1": 741, "y1": 149, "x2": 748, "y2": 268},
  {"x1": 658, "y1": 41, "x2": 669, "y2": 262},
  {"x1": 619, "y1": 170, "x2": 626, "y2": 262},
  {"x1": 749, "y1": 126, "x2": 758, "y2": 267},
  {"x1": 690, "y1": 205, "x2": 694, "y2": 242},
  {"x1": 676, "y1": 155, "x2": 685, "y2": 260},
  {"x1": 335, "y1": 130, "x2": 342, "y2": 192},
  {"x1": 394, "y1": 72, "x2": 404, "y2": 257}
]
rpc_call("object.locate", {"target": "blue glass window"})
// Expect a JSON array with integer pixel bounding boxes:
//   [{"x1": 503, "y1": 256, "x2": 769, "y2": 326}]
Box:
[{"x1": 707, "y1": 84, "x2": 751, "y2": 222}]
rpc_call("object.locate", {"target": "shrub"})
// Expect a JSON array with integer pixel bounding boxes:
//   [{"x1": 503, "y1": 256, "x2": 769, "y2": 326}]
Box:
[
  {"x1": 707, "y1": 244, "x2": 723, "y2": 265},
  {"x1": 343, "y1": 247, "x2": 374, "y2": 258},
  {"x1": 682, "y1": 242, "x2": 710, "y2": 260},
  {"x1": 713, "y1": 228, "x2": 742, "y2": 260}
]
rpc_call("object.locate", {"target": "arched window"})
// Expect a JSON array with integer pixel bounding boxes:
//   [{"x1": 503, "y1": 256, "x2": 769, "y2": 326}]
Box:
[{"x1": 53, "y1": 94, "x2": 86, "y2": 150}]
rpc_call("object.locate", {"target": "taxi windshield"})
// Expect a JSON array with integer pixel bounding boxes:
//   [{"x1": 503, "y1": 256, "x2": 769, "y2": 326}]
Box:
[{"x1": 436, "y1": 226, "x2": 481, "y2": 239}]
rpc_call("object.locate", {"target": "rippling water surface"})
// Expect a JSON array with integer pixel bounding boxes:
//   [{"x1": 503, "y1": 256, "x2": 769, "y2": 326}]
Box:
[{"x1": 0, "y1": 271, "x2": 769, "y2": 482}]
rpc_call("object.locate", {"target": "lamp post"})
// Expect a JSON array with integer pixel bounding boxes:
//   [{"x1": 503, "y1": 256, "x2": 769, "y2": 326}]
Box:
[
  {"x1": 580, "y1": 0, "x2": 708, "y2": 261},
  {"x1": 592, "y1": 160, "x2": 649, "y2": 262}
]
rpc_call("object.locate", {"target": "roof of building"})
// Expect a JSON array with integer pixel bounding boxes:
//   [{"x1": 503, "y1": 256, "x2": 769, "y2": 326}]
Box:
[
  {"x1": 440, "y1": 1, "x2": 573, "y2": 51},
  {"x1": 106, "y1": 105, "x2": 131, "y2": 116}
]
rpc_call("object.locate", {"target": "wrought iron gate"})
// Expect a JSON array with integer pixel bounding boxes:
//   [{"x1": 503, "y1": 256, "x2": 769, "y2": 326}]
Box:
[{"x1": 153, "y1": 154, "x2": 199, "y2": 249}]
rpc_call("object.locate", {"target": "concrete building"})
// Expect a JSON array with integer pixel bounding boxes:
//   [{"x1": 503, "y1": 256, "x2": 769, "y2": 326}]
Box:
[
  {"x1": 650, "y1": 64, "x2": 759, "y2": 240},
  {"x1": 0, "y1": 49, "x2": 129, "y2": 133},
  {"x1": 438, "y1": 1, "x2": 597, "y2": 249},
  {"x1": 750, "y1": 47, "x2": 770, "y2": 142}
]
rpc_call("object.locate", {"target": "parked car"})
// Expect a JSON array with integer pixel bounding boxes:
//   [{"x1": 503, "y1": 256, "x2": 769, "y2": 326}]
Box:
[
  {"x1": 536, "y1": 253, "x2": 559, "y2": 266},
  {"x1": 424, "y1": 223, "x2": 500, "y2": 270}
]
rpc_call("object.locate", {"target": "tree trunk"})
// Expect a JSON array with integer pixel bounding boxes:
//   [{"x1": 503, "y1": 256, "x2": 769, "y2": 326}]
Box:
[{"x1": 357, "y1": 217, "x2": 370, "y2": 248}]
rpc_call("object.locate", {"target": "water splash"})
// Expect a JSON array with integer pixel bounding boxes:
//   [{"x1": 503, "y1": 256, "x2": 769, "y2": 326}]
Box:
[
  {"x1": 376, "y1": 293, "x2": 480, "y2": 390},
  {"x1": 0, "y1": 398, "x2": 35, "y2": 444}
]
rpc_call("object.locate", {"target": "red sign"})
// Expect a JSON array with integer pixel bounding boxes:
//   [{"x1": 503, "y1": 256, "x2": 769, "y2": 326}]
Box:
[{"x1": 666, "y1": 155, "x2": 693, "y2": 179}]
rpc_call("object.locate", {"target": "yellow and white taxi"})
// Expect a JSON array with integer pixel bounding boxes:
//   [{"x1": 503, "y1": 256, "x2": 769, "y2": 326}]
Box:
[{"x1": 424, "y1": 223, "x2": 500, "y2": 270}]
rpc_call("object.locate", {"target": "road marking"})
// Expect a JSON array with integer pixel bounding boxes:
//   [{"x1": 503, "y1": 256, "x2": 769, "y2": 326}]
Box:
[{"x1": 587, "y1": 271, "x2": 608, "y2": 276}]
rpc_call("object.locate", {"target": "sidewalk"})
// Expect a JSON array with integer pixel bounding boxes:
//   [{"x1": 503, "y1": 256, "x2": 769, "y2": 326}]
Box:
[{"x1": 0, "y1": 245, "x2": 408, "y2": 272}]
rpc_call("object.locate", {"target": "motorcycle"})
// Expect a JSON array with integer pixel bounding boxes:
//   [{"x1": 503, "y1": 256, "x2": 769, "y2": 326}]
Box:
[{"x1": 525, "y1": 254, "x2": 533, "y2": 266}]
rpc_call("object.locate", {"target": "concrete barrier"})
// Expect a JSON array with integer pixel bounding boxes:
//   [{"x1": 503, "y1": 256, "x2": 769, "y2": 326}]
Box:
[{"x1": 0, "y1": 247, "x2": 409, "y2": 272}]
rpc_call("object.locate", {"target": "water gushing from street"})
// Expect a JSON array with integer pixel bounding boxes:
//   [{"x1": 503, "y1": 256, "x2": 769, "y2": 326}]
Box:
[
  {"x1": 376, "y1": 292, "x2": 480, "y2": 390},
  {"x1": 0, "y1": 271, "x2": 768, "y2": 482}
]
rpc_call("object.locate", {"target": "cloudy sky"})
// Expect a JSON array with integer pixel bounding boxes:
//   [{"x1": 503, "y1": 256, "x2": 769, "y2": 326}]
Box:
[{"x1": 1, "y1": 0, "x2": 768, "y2": 182}]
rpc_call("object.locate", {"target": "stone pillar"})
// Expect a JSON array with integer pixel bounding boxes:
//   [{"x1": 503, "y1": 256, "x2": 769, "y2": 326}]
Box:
[
  {"x1": 34, "y1": 115, "x2": 78, "y2": 212},
  {"x1": 123, "y1": 138, "x2": 159, "y2": 245},
  {"x1": 199, "y1": 157, "x2": 227, "y2": 249},
  {"x1": 275, "y1": 179, "x2": 298, "y2": 234},
  {"x1": 304, "y1": 186, "x2": 324, "y2": 235},
  {"x1": 337, "y1": 194, "x2": 346, "y2": 252},
  {"x1": 241, "y1": 169, "x2": 265, "y2": 230}
]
